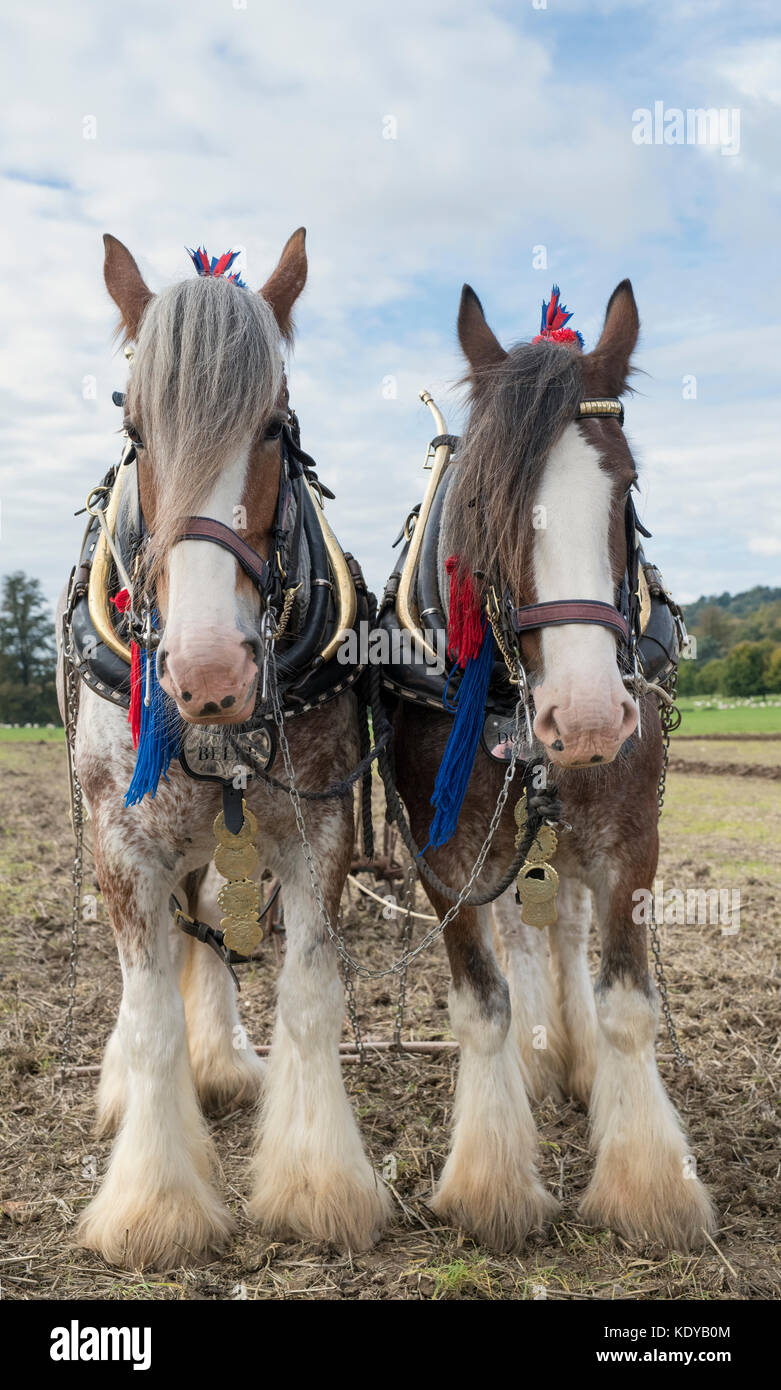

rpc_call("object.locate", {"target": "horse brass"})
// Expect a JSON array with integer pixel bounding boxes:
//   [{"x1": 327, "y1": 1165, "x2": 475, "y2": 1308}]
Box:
[
  {"x1": 516, "y1": 859, "x2": 559, "y2": 930},
  {"x1": 513, "y1": 792, "x2": 528, "y2": 845},
  {"x1": 218, "y1": 878, "x2": 261, "y2": 919},
  {"x1": 213, "y1": 804, "x2": 258, "y2": 845},
  {"x1": 527, "y1": 823, "x2": 558, "y2": 862},
  {"x1": 222, "y1": 917, "x2": 264, "y2": 956},
  {"x1": 214, "y1": 839, "x2": 259, "y2": 879}
]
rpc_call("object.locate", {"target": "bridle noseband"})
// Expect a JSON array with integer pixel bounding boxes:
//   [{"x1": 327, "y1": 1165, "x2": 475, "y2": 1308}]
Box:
[
  {"x1": 177, "y1": 516, "x2": 272, "y2": 590},
  {"x1": 513, "y1": 599, "x2": 629, "y2": 643},
  {"x1": 510, "y1": 396, "x2": 638, "y2": 651}
]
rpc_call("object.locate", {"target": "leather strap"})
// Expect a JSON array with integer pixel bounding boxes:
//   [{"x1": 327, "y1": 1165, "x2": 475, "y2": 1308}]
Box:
[
  {"x1": 513, "y1": 599, "x2": 629, "y2": 642},
  {"x1": 176, "y1": 517, "x2": 270, "y2": 591},
  {"x1": 577, "y1": 398, "x2": 625, "y2": 425}
]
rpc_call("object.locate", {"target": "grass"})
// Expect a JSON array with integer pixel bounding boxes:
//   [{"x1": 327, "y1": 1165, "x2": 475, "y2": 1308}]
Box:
[
  {"x1": 0, "y1": 726, "x2": 65, "y2": 742},
  {"x1": 413, "y1": 1254, "x2": 498, "y2": 1300},
  {"x1": 4, "y1": 693, "x2": 781, "y2": 744},
  {"x1": 673, "y1": 696, "x2": 781, "y2": 736}
]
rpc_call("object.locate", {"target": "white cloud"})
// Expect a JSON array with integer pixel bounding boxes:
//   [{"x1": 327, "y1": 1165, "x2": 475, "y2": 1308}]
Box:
[
  {"x1": 748, "y1": 535, "x2": 781, "y2": 556},
  {"x1": 0, "y1": 0, "x2": 779, "y2": 616}
]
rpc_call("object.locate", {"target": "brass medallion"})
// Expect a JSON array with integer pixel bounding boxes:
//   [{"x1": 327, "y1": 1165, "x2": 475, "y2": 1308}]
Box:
[
  {"x1": 213, "y1": 805, "x2": 258, "y2": 844},
  {"x1": 218, "y1": 878, "x2": 261, "y2": 919},
  {"x1": 211, "y1": 797, "x2": 263, "y2": 956},
  {"x1": 214, "y1": 839, "x2": 259, "y2": 879},
  {"x1": 222, "y1": 917, "x2": 264, "y2": 956},
  {"x1": 514, "y1": 791, "x2": 560, "y2": 930},
  {"x1": 516, "y1": 860, "x2": 559, "y2": 929},
  {"x1": 527, "y1": 823, "x2": 558, "y2": 862},
  {"x1": 513, "y1": 792, "x2": 528, "y2": 841}
]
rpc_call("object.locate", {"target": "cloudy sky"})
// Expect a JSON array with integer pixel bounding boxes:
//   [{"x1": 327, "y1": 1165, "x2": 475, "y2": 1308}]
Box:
[{"x1": 1, "y1": 0, "x2": 779, "y2": 612}]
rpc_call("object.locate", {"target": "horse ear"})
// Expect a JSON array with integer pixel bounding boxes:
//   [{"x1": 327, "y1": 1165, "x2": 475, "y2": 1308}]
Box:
[
  {"x1": 259, "y1": 227, "x2": 308, "y2": 342},
  {"x1": 458, "y1": 285, "x2": 507, "y2": 373},
  {"x1": 103, "y1": 234, "x2": 153, "y2": 342},
  {"x1": 586, "y1": 279, "x2": 639, "y2": 396}
]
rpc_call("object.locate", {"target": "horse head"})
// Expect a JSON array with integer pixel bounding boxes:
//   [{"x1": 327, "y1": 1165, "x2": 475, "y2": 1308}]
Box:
[
  {"x1": 102, "y1": 228, "x2": 308, "y2": 724},
  {"x1": 449, "y1": 280, "x2": 642, "y2": 768}
]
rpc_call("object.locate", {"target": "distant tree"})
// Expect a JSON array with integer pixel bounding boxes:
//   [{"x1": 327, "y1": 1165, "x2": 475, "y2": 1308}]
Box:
[
  {"x1": 743, "y1": 600, "x2": 781, "y2": 646},
  {"x1": 763, "y1": 647, "x2": 781, "y2": 694},
  {"x1": 696, "y1": 658, "x2": 727, "y2": 694},
  {"x1": 723, "y1": 640, "x2": 774, "y2": 697},
  {"x1": 696, "y1": 605, "x2": 733, "y2": 656},
  {"x1": 675, "y1": 658, "x2": 698, "y2": 695},
  {"x1": 695, "y1": 634, "x2": 725, "y2": 664},
  {"x1": 0, "y1": 572, "x2": 59, "y2": 723}
]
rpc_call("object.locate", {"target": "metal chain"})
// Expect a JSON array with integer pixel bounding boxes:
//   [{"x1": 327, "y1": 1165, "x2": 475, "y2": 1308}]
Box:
[
  {"x1": 392, "y1": 865, "x2": 416, "y2": 1049},
  {"x1": 656, "y1": 667, "x2": 680, "y2": 817},
  {"x1": 337, "y1": 907, "x2": 365, "y2": 1062},
  {"x1": 268, "y1": 645, "x2": 524, "y2": 984},
  {"x1": 61, "y1": 611, "x2": 84, "y2": 1071},
  {"x1": 648, "y1": 669, "x2": 691, "y2": 1068},
  {"x1": 648, "y1": 893, "x2": 690, "y2": 1069}
]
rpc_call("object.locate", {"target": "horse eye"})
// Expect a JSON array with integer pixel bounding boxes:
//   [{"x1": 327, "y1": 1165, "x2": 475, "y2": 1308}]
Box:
[{"x1": 124, "y1": 421, "x2": 143, "y2": 446}]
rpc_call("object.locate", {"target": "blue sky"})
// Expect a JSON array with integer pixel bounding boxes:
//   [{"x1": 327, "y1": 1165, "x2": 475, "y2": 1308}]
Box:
[{"x1": 1, "y1": 0, "x2": 779, "y2": 610}]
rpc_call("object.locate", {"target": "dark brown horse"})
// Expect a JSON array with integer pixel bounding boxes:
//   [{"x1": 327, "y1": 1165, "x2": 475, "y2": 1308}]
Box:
[{"x1": 391, "y1": 281, "x2": 716, "y2": 1250}]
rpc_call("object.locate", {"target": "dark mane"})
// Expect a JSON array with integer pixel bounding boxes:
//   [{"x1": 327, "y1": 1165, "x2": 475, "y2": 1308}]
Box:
[{"x1": 448, "y1": 341, "x2": 583, "y2": 590}]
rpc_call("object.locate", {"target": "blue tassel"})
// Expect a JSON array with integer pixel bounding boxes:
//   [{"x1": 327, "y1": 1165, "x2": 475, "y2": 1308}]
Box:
[
  {"x1": 424, "y1": 622, "x2": 495, "y2": 851},
  {"x1": 124, "y1": 645, "x2": 180, "y2": 806}
]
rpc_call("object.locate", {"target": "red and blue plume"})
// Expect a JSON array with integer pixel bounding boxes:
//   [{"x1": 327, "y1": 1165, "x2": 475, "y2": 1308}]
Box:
[
  {"x1": 186, "y1": 246, "x2": 247, "y2": 289},
  {"x1": 533, "y1": 284, "x2": 584, "y2": 349}
]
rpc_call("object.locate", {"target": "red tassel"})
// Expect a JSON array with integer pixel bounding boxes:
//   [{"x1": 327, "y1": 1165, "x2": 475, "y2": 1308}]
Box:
[
  {"x1": 129, "y1": 642, "x2": 141, "y2": 748},
  {"x1": 112, "y1": 590, "x2": 141, "y2": 748},
  {"x1": 446, "y1": 555, "x2": 485, "y2": 669}
]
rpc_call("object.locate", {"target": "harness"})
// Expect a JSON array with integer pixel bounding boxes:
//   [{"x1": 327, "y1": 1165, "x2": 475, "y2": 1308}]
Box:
[
  {"x1": 67, "y1": 409, "x2": 370, "y2": 755},
  {"x1": 379, "y1": 390, "x2": 687, "y2": 751}
]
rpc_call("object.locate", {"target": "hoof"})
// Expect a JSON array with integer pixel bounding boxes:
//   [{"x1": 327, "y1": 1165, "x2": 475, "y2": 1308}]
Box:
[
  {"x1": 248, "y1": 1163, "x2": 392, "y2": 1251},
  {"x1": 430, "y1": 1170, "x2": 559, "y2": 1252},
  {"x1": 580, "y1": 1158, "x2": 717, "y2": 1250},
  {"x1": 77, "y1": 1177, "x2": 234, "y2": 1269}
]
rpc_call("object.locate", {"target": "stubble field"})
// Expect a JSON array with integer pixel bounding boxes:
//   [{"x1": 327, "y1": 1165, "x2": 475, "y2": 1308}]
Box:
[{"x1": 0, "y1": 734, "x2": 778, "y2": 1301}]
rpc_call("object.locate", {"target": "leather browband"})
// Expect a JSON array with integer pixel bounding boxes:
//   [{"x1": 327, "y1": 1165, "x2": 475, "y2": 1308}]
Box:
[
  {"x1": 513, "y1": 599, "x2": 629, "y2": 642},
  {"x1": 177, "y1": 517, "x2": 270, "y2": 590},
  {"x1": 578, "y1": 398, "x2": 625, "y2": 425}
]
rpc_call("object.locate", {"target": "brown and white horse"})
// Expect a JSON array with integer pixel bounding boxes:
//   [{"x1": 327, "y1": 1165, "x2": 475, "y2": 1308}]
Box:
[
  {"x1": 58, "y1": 232, "x2": 391, "y2": 1268},
  {"x1": 392, "y1": 281, "x2": 716, "y2": 1250}
]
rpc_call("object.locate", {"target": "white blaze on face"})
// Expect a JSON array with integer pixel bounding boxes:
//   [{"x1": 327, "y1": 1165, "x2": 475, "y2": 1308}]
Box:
[
  {"x1": 531, "y1": 423, "x2": 638, "y2": 764},
  {"x1": 160, "y1": 445, "x2": 261, "y2": 720}
]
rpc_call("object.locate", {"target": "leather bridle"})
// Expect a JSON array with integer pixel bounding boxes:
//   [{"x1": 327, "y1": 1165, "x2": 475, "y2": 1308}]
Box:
[
  {"x1": 177, "y1": 516, "x2": 273, "y2": 590},
  {"x1": 513, "y1": 599, "x2": 629, "y2": 643},
  {"x1": 115, "y1": 358, "x2": 336, "y2": 614},
  {"x1": 115, "y1": 392, "x2": 332, "y2": 619},
  {"x1": 510, "y1": 396, "x2": 642, "y2": 655}
]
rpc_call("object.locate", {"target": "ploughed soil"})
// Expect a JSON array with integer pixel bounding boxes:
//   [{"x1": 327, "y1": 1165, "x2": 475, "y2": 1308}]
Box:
[{"x1": 0, "y1": 740, "x2": 778, "y2": 1301}]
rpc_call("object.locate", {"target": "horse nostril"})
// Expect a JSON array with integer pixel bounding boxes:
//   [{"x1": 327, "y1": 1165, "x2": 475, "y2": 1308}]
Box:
[
  {"x1": 220, "y1": 695, "x2": 235, "y2": 709},
  {"x1": 552, "y1": 738, "x2": 564, "y2": 752},
  {"x1": 181, "y1": 691, "x2": 192, "y2": 703}
]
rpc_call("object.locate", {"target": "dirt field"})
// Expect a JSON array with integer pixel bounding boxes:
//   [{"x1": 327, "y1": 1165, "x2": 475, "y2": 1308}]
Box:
[{"x1": 1, "y1": 737, "x2": 779, "y2": 1301}]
